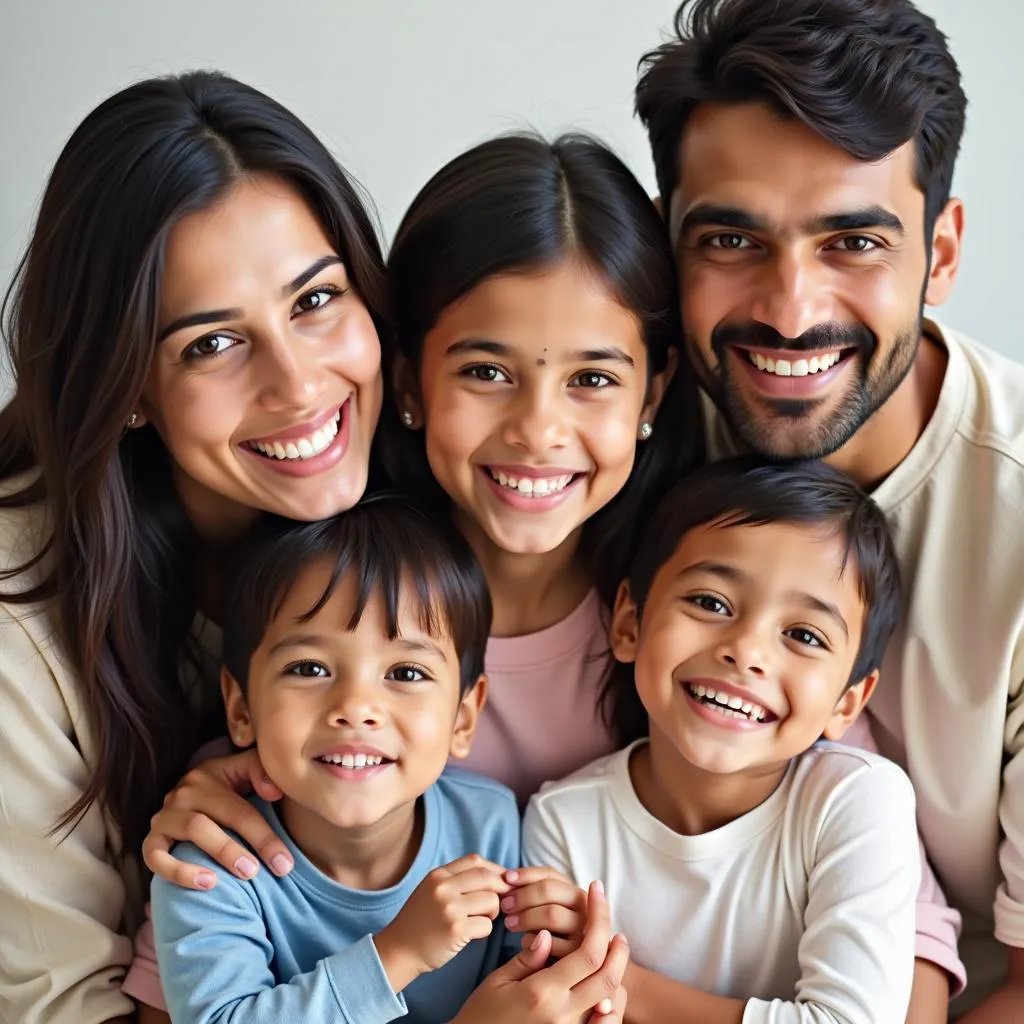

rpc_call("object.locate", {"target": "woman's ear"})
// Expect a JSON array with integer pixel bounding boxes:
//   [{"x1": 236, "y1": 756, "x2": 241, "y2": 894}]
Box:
[
  {"x1": 392, "y1": 351, "x2": 424, "y2": 429},
  {"x1": 821, "y1": 670, "x2": 878, "y2": 741},
  {"x1": 221, "y1": 667, "x2": 256, "y2": 749},
  {"x1": 610, "y1": 580, "x2": 641, "y2": 664},
  {"x1": 450, "y1": 675, "x2": 488, "y2": 760}
]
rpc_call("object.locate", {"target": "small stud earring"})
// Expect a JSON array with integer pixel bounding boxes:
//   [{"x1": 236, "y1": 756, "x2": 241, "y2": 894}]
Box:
[
  {"x1": 638, "y1": 421, "x2": 652, "y2": 440},
  {"x1": 400, "y1": 410, "x2": 415, "y2": 427},
  {"x1": 126, "y1": 413, "x2": 138, "y2": 429}
]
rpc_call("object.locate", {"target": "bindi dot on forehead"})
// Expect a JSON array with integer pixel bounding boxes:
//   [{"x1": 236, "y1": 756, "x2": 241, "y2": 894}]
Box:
[{"x1": 536, "y1": 358, "x2": 546, "y2": 366}]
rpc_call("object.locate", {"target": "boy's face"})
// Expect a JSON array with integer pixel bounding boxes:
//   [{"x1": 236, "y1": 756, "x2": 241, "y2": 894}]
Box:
[
  {"x1": 224, "y1": 558, "x2": 483, "y2": 832},
  {"x1": 612, "y1": 519, "x2": 875, "y2": 777}
]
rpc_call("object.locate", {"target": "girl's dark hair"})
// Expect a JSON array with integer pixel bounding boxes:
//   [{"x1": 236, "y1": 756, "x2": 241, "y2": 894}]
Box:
[
  {"x1": 0, "y1": 70, "x2": 389, "y2": 855},
  {"x1": 223, "y1": 493, "x2": 491, "y2": 696},
  {"x1": 604, "y1": 457, "x2": 903, "y2": 745},
  {"x1": 381, "y1": 132, "x2": 705, "y2": 605},
  {"x1": 636, "y1": 0, "x2": 967, "y2": 237}
]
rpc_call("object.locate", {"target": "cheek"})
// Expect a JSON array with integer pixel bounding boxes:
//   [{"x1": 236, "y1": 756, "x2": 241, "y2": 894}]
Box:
[
  {"x1": 329, "y1": 304, "x2": 383, "y2": 386},
  {"x1": 581, "y1": 399, "x2": 644, "y2": 473},
  {"x1": 680, "y1": 263, "x2": 738, "y2": 342},
  {"x1": 423, "y1": 389, "x2": 490, "y2": 473},
  {"x1": 845, "y1": 266, "x2": 921, "y2": 336},
  {"x1": 147, "y1": 369, "x2": 250, "y2": 456}
]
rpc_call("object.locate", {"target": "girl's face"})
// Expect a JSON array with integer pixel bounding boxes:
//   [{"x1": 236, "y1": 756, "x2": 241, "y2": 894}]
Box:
[
  {"x1": 402, "y1": 258, "x2": 671, "y2": 557},
  {"x1": 139, "y1": 174, "x2": 383, "y2": 536}
]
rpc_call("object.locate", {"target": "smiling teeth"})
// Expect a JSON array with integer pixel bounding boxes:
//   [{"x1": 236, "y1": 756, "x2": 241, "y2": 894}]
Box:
[
  {"x1": 489, "y1": 470, "x2": 574, "y2": 496},
  {"x1": 318, "y1": 753, "x2": 385, "y2": 768},
  {"x1": 688, "y1": 684, "x2": 768, "y2": 722},
  {"x1": 748, "y1": 352, "x2": 841, "y2": 377},
  {"x1": 250, "y1": 410, "x2": 341, "y2": 460}
]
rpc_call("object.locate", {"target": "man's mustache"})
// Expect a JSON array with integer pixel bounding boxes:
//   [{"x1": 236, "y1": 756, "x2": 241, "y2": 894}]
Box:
[{"x1": 711, "y1": 321, "x2": 876, "y2": 360}]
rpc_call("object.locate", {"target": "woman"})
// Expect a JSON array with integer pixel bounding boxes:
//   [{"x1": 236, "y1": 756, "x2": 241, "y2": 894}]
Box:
[{"x1": 0, "y1": 70, "x2": 387, "y2": 1022}]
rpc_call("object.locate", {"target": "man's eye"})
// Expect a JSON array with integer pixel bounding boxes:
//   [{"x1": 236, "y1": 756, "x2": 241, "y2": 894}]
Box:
[
  {"x1": 832, "y1": 236, "x2": 878, "y2": 252},
  {"x1": 706, "y1": 234, "x2": 752, "y2": 250}
]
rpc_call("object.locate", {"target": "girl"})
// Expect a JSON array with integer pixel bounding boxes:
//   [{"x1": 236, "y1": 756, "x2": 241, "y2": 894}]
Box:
[{"x1": 0, "y1": 70, "x2": 388, "y2": 1022}]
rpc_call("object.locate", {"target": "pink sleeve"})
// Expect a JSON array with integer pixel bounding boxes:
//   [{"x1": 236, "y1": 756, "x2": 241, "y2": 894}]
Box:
[
  {"x1": 121, "y1": 905, "x2": 167, "y2": 1011},
  {"x1": 841, "y1": 714, "x2": 966, "y2": 997}
]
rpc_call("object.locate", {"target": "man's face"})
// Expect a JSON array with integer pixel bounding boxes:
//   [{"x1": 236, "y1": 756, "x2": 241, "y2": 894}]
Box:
[{"x1": 670, "y1": 103, "x2": 932, "y2": 460}]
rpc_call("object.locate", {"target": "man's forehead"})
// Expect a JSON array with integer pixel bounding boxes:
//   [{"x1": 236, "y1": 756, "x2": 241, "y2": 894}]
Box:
[{"x1": 668, "y1": 102, "x2": 921, "y2": 238}]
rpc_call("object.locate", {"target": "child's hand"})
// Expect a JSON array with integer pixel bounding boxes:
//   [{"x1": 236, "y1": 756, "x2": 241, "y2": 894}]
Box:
[
  {"x1": 501, "y1": 866, "x2": 587, "y2": 958},
  {"x1": 374, "y1": 854, "x2": 512, "y2": 992}
]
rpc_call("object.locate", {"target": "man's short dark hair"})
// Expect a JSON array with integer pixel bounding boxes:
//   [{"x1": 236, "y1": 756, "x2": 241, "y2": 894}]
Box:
[
  {"x1": 636, "y1": 0, "x2": 967, "y2": 236},
  {"x1": 223, "y1": 494, "x2": 492, "y2": 696}
]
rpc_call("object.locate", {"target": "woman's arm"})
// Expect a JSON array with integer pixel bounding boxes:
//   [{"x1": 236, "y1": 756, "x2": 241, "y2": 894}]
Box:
[{"x1": 0, "y1": 610, "x2": 136, "y2": 1022}]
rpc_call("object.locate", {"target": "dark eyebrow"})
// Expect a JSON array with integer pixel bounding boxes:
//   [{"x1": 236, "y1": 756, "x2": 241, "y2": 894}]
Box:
[
  {"x1": 393, "y1": 637, "x2": 449, "y2": 661},
  {"x1": 156, "y1": 255, "x2": 343, "y2": 344},
  {"x1": 267, "y1": 632, "x2": 330, "y2": 657},
  {"x1": 678, "y1": 204, "x2": 772, "y2": 235},
  {"x1": 803, "y1": 206, "x2": 905, "y2": 236},
  {"x1": 445, "y1": 339, "x2": 633, "y2": 367},
  {"x1": 785, "y1": 591, "x2": 850, "y2": 640},
  {"x1": 677, "y1": 559, "x2": 748, "y2": 583}
]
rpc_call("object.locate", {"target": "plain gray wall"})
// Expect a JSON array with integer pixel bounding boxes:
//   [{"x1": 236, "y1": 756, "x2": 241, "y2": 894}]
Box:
[{"x1": 1, "y1": 0, "x2": 1020, "y2": 400}]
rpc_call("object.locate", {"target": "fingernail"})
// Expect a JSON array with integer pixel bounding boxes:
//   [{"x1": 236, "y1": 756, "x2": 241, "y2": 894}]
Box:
[
  {"x1": 505, "y1": 869, "x2": 519, "y2": 882},
  {"x1": 196, "y1": 871, "x2": 216, "y2": 890},
  {"x1": 271, "y1": 854, "x2": 293, "y2": 875},
  {"x1": 594, "y1": 879, "x2": 605, "y2": 894},
  {"x1": 234, "y1": 855, "x2": 258, "y2": 878},
  {"x1": 500, "y1": 896, "x2": 515, "y2": 911},
  {"x1": 506, "y1": 915, "x2": 519, "y2": 928},
  {"x1": 597, "y1": 998, "x2": 613, "y2": 1014},
  {"x1": 530, "y1": 932, "x2": 544, "y2": 951}
]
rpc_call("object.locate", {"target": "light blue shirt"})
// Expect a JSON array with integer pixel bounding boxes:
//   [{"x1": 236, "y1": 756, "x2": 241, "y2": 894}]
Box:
[{"x1": 152, "y1": 767, "x2": 521, "y2": 1023}]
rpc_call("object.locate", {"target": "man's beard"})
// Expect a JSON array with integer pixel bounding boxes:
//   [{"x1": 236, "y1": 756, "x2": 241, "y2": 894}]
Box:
[{"x1": 693, "y1": 316, "x2": 922, "y2": 461}]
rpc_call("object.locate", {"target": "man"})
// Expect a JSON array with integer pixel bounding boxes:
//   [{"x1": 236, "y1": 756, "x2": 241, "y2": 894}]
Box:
[{"x1": 634, "y1": 0, "x2": 1024, "y2": 1020}]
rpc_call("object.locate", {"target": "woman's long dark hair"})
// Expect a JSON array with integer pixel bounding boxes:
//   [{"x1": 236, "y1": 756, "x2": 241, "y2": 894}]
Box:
[
  {"x1": 382, "y1": 132, "x2": 705, "y2": 607},
  {"x1": 0, "y1": 71, "x2": 389, "y2": 855}
]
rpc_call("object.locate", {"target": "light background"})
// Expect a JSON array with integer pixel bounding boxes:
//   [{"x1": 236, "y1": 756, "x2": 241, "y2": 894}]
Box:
[{"x1": 1, "y1": 0, "x2": 1019, "y2": 398}]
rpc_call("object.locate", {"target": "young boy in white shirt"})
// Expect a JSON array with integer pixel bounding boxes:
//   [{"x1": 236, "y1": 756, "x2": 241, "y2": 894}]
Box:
[{"x1": 518, "y1": 458, "x2": 921, "y2": 1023}]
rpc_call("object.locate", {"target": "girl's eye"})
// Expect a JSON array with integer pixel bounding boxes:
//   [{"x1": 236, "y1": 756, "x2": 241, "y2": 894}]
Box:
[
  {"x1": 286, "y1": 660, "x2": 330, "y2": 678},
  {"x1": 293, "y1": 284, "x2": 344, "y2": 314},
  {"x1": 785, "y1": 627, "x2": 826, "y2": 649},
  {"x1": 183, "y1": 333, "x2": 239, "y2": 360},
  {"x1": 569, "y1": 370, "x2": 615, "y2": 389},
  {"x1": 387, "y1": 665, "x2": 428, "y2": 683},
  {"x1": 462, "y1": 364, "x2": 511, "y2": 384},
  {"x1": 689, "y1": 594, "x2": 731, "y2": 616},
  {"x1": 706, "y1": 233, "x2": 753, "y2": 250}
]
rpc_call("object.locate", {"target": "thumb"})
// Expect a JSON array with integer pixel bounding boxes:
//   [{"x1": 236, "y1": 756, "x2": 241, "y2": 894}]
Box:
[{"x1": 494, "y1": 929, "x2": 553, "y2": 982}]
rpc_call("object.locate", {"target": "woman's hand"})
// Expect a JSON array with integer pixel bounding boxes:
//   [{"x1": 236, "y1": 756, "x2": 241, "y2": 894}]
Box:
[
  {"x1": 453, "y1": 881, "x2": 630, "y2": 1024},
  {"x1": 142, "y1": 749, "x2": 293, "y2": 889}
]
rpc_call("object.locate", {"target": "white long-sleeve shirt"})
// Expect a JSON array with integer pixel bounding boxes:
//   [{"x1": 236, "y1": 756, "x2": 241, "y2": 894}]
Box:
[{"x1": 524, "y1": 741, "x2": 920, "y2": 1024}]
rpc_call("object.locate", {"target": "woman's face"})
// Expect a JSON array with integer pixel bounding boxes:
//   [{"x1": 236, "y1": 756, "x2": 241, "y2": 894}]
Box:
[
  {"x1": 401, "y1": 259, "x2": 670, "y2": 558},
  {"x1": 139, "y1": 174, "x2": 383, "y2": 536}
]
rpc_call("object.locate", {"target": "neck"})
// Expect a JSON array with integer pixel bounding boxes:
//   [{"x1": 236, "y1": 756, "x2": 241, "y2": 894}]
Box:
[
  {"x1": 278, "y1": 795, "x2": 423, "y2": 891},
  {"x1": 455, "y1": 511, "x2": 592, "y2": 636},
  {"x1": 172, "y1": 464, "x2": 261, "y2": 544},
  {"x1": 823, "y1": 330, "x2": 947, "y2": 491},
  {"x1": 632, "y1": 726, "x2": 788, "y2": 836}
]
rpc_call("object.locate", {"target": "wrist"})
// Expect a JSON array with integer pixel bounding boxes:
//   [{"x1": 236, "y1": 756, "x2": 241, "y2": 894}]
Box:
[{"x1": 373, "y1": 926, "x2": 423, "y2": 993}]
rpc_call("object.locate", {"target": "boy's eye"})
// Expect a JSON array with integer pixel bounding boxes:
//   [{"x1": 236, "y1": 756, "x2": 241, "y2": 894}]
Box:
[
  {"x1": 387, "y1": 665, "x2": 428, "y2": 683},
  {"x1": 785, "y1": 627, "x2": 826, "y2": 649},
  {"x1": 461, "y1": 363, "x2": 511, "y2": 384},
  {"x1": 688, "y1": 594, "x2": 730, "y2": 615},
  {"x1": 286, "y1": 661, "x2": 330, "y2": 678}
]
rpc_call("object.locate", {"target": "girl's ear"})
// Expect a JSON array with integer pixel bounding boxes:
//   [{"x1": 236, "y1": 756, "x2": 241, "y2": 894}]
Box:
[
  {"x1": 640, "y1": 347, "x2": 678, "y2": 433},
  {"x1": 392, "y1": 351, "x2": 424, "y2": 429},
  {"x1": 610, "y1": 580, "x2": 641, "y2": 664},
  {"x1": 221, "y1": 666, "x2": 256, "y2": 749},
  {"x1": 450, "y1": 674, "x2": 488, "y2": 759},
  {"x1": 821, "y1": 670, "x2": 878, "y2": 741}
]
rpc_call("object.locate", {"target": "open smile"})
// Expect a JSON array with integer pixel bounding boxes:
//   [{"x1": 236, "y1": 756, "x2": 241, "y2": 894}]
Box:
[
  {"x1": 479, "y1": 464, "x2": 587, "y2": 510},
  {"x1": 732, "y1": 345, "x2": 857, "y2": 397},
  {"x1": 240, "y1": 399, "x2": 351, "y2": 478}
]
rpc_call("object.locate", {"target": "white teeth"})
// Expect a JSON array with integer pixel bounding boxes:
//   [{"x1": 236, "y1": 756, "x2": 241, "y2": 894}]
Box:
[
  {"x1": 319, "y1": 752, "x2": 385, "y2": 769},
  {"x1": 748, "y1": 351, "x2": 841, "y2": 377},
  {"x1": 490, "y1": 470, "x2": 574, "y2": 497},
  {"x1": 687, "y1": 684, "x2": 769, "y2": 723},
  {"x1": 251, "y1": 410, "x2": 341, "y2": 461}
]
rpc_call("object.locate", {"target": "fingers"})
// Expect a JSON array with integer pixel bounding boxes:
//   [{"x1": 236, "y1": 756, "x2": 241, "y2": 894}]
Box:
[
  {"x1": 544, "y1": 881, "x2": 612, "y2": 989},
  {"x1": 142, "y1": 841, "x2": 218, "y2": 891},
  {"x1": 569, "y1": 933, "x2": 630, "y2": 1014},
  {"x1": 587, "y1": 983, "x2": 627, "y2": 1022},
  {"x1": 503, "y1": 865, "x2": 566, "y2": 886},
  {"x1": 501, "y1": 876, "x2": 582, "y2": 917},
  {"x1": 457, "y1": 889, "x2": 504, "y2": 923},
  {"x1": 504, "y1": 903, "x2": 581, "y2": 937},
  {"x1": 498, "y1": 929, "x2": 554, "y2": 982}
]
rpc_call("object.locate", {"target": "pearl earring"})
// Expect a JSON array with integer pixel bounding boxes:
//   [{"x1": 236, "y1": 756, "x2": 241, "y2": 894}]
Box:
[
  {"x1": 638, "y1": 421, "x2": 653, "y2": 440},
  {"x1": 126, "y1": 413, "x2": 138, "y2": 429},
  {"x1": 401, "y1": 410, "x2": 414, "y2": 427}
]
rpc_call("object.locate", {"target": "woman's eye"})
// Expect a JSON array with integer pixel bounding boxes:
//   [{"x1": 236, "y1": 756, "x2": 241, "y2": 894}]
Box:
[
  {"x1": 786, "y1": 627, "x2": 825, "y2": 648},
  {"x1": 294, "y1": 285, "x2": 343, "y2": 314},
  {"x1": 463, "y1": 364, "x2": 510, "y2": 384},
  {"x1": 183, "y1": 333, "x2": 239, "y2": 360},
  {"x1": 387, "y1": 665, "x2": 427, "y2": 683},
  {"x1": 690, "y1": 594, "x2": 730, "y2": 615},
  {"x1": 570, "y1": 370, "x2": 614, "y2": 389},
  {"x1": 286, "y1": 661, "x2": 329, "y2": 678}
]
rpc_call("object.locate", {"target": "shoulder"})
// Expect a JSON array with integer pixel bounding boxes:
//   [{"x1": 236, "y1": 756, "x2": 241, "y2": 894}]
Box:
[
  {"x1": 437, "y1": 764, "x2": 519, "y2": 812},
  {"x1": 433, "y1": 766, "x2": 520, "y2": 847},
  {"x1": 0, "y1": 470, "x2": 51, "y2": 575},
  {"x1": 528, "y1": 748, "x2": 622, "y2": 816}
]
